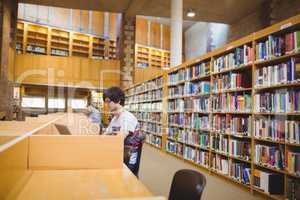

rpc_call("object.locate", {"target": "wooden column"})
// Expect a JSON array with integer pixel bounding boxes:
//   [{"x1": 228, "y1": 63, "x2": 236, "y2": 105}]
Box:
[{"x1": 0, "y1": 0, "x2": 18, "y2": 120}]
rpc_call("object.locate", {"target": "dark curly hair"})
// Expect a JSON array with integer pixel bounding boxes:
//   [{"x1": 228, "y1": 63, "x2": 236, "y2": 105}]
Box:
[{"x1": 103, "y1": 87, "x2": 125, "y2": 106}]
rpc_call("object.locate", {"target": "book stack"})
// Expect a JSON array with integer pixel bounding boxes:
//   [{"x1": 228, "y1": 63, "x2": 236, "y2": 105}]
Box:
[
  {"x1": 169, "y1": 85, "x2": 184, "y2": 97},
  {"x1": 210, "y1": 115, "x2": 251, "y2": 136},
  {"x1": 197, "y1": 150, "x2": 210, "y2": 167},
  {"x1": 211, "y1": 134, "x2": 229, "y2": 154},
  {"x1": 212, "y1": 72, "x2": 252, "y2": 92},
  {"x1": 211, "y1": 154, "x2": 229, "y2": 175},
  {"x1": 193, "y1": 97, "x2": 210, "y2": 112},
  {"x1": 255, "y1": 31, "x2": 300, "y2": 61},
  {"x1": 193, "y1": 62, "x2": 210, "y2": 77},
  {"x1": 51, "y1": 49, "x2": 68, "y2": 56},
  {"x1": 212, "y1": 93, "x2": 252, "y2": 112},
  {"x1": 213, "y1": 45, "x2": 253, "y2": 73},
  {"x1": 168, "y1": 127, "x2": 184, "y2": 140},
  {"x1": 184, "y1": 81, "x2": 210, "y2": 96},
  {"x1": 168, "y1": 99, "x2": 184, "y2": 112},
  {"x1": 183, "y1": 146, "x2": 198, "y2": 162},
  {"x1": 255, "y1": 58, "x2": 300, "y2": 87},
  {"x1": 229, "y1": 160, "x2": 251, "y2": 185},
  {"x1": 286, "y1": 150, "x2": 300, "y2": 176},
  {"x1": 150, "y1": 135, "x2": 162, "y2": 147},
  {"x1": 146, "y1": 122, "x2": 162, "y2": 134},
  {"x1": 192, "y1": 115, "x2": 209, "y2": 130},
  {"x1": 168, "y1": 142, "x2": 183, "y2": 156},
  {"x1": 253, "y1": 169, "x2": 284, "y2": 195},
  {"x1": 149, "y1": 112, "x2": 162, "y2": 122},
  {"x1": 287, "y1": 178, "x2": 300, "y2": 200},
  {"x1": 254, "y1": 89, "x2": 300, "y2": 113},
  {"x1": 169, "y1": 113, "x2": 184, "y2": 125},
  {"x1": 184, "y1": 98, "x2": 193, "y2": 111},
  {"x1": 254, "y1": 117, "x2": 286, "y2": 141},
  {"x1": 169, "y1": 69, "x2": 185, "y2": 85},
  {"x1": 255, "y1": 144, "x2": 285, "y2": 169},
  {"x1": 229, "y1": 139, "x2": 251, "y2": 161},
  {"x1": 213, "y1": 53, "x2": 236, "y2": 73},
  {"x1": 285, "y1": 120, "x2": 300, "y2": 144}
]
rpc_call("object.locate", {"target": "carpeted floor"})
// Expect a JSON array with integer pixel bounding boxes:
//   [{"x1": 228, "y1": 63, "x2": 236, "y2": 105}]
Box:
[{"x1": 139, "y1": 144, "x2": 265, "y2": 200}]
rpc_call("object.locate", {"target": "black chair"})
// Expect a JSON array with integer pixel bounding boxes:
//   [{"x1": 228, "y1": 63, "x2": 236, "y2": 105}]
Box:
[{"x1": 168, "y1": 169, "x2": 206, "y2": 200}]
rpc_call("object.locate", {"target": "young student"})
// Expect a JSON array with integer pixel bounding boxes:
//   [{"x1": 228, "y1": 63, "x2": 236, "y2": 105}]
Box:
[{"x1": 103, "y1": 87, "x2": 145, "y2": 177}]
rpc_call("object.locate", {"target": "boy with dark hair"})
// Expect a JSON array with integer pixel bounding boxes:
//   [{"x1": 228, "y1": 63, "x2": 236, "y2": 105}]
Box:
[{"x1": 103, "y1": 87, "x2": 144, "y2": 177}]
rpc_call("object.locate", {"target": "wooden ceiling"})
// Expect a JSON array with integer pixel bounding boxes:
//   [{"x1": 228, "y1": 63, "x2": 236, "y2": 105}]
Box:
[{"x1": 20, "y1": 0, "x2": 266, "y2": 24}]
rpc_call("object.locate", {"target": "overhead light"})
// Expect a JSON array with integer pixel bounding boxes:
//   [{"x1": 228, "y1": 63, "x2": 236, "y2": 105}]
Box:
[{"x1": 187, "y1": 9, "x2": 196, "y2": 18}]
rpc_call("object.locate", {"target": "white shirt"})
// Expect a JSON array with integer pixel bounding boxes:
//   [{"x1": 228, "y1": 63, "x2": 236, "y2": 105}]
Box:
[{"x1": 106, "y1": 110, "x2": 138, "y2": 137}]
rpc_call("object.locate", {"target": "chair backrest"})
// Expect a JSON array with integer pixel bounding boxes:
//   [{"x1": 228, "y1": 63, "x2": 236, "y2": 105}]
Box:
[{"x1": 168, "y1": 169, "x2": 206, "y2": 200}]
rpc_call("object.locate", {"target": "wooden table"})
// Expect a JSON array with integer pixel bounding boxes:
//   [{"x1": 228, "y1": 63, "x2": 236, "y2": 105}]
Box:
[{"x1": 16, "y1": 165, "x2": 152, "y2": 200}]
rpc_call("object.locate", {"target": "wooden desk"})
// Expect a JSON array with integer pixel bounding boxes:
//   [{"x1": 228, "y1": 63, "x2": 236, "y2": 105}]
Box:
[{"x1": 16, "y1": 165, "x2": 152, "y2": 200}]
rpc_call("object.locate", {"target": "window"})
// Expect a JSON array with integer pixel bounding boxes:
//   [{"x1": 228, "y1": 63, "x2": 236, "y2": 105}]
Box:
[
  {"x1": 22, "y1": 96, "x2": 45, "y2": 108},
  {"x1": 48, "y1": 98, "x2": 65, "y2": 109},
  {"x1": 71, "y1": 98, "x2": 87, "y2": 109}
]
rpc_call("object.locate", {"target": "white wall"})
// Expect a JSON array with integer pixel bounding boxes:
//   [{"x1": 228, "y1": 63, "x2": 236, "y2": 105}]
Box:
[
  {"x1": 184, "y1": 22, "x2": 209, "y2": 61},
  {"x1": 184, "y1": 22, "x2": 229, "y2": 60}
]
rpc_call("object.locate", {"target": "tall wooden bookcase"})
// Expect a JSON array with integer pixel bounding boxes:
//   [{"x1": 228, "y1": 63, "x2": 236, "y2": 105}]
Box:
[{"x1": 125, "y1": 14, "x2": 300, "y2": 200}]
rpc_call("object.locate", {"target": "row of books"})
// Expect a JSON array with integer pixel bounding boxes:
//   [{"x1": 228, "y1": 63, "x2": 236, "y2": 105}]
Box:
[
  {"x1": 212, "y1": 72, "x2": 252, "y2": 92},
  {"x1": 287, "y1": 178, "x2": 300, "y2": 200},
  {"x1": 255, "y1": 31, "x2": 300, "y2": 61},
  {"x1": 212, "y1": 115, "x2": 251, "y2": 137},
  {"x1": 255, "y1": 144, "x2": 285, "y2": 170},
  {"x1": 168, "y1": 114, "x2": 209, "y2": 130},
  {"x1": 286, "y1": 151, "x2": 300, "y2": 177},
  {"x1": 27, "y1": 45, "x2": 46, "y2": 53},
  {"x1": 140, "y1": 121, "x2": 162, "y2": 134},
  {"x1": 168, "y1": 81, "x2": 210, "y2": 97},
  {"x1": 229, "y1": 161, "x2": 251, "y2": 185},
  {"x1": 127, "y1": 89, "x2": 163, "y2": 103},
  {"x1": 253, "y1": 169, "x2": 284, "y2": 195},
  {"x1": 168, "y1": 127, "x2": 184, "y2": 141},
  {"x1": 255, "y1": 58, "x2": 300, "y2": 88},
  {"x1": 183, "y1": 146, "x2": 210, "y2": 167},
  {"x1": 213, "y1": 45, "x2": 253, "y2": 73},
  {"x1": 211, "y1": 135, "x2": 229, "y2": 154},
  {"x1": 51, "y1": 49, "x2": 69, "y2": 56},
  {"x1": 128, "y1": 102, "x2": 162, "y2": 112},
  {"x1": 136, "y1": 112, "x2": 162, "y2": 123},
  {"x1": 211, "y1": 154, "x2": 229, "y2": 175},
  {"x1": 254, "y1": 117, "x2": 286, "y2": 141},
  {"x1": 127, "y1": 77, "x2": 163, "y2": 95},
  {"x1": 169, "y1": 62, "x2": 211, "y2": 85},
  {"x1": 212, "y1": 93, "x2": 252, "y2": 113},
  {"x1": 254, "y1": 89, "x2": 300, "y2": 113},
  {"x1": 193, "y1": 62, "x2": 211, "y2": 77},
  {"x1": 168, "y1": 97, "x2": 210, "y2": 113},
  {"x1": 166, "y1": 141, "x2": 183, "y2": 156},
  {"x1": 145, "y1": 134, "x2": 162, "y2": 148},
  {"x1": 229, "y1": 139, "x2": 251, "y2": 161}
]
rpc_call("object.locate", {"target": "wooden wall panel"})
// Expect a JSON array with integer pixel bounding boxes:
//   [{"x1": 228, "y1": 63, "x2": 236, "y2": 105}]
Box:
[
  {"x1": 109, "y1": 13, "x2": 118, "y2": 40},
  {"x1": 14, "y1": 54, "x2": 120, "y2": 88},
  {"x1": 49, "y1": 7, "x2": 70, "y2": 29},
  {"x1": 28, "y1": 135, "x2": 123, "y2": 170},
  {"x1": 136, "y1": 18, "x2": 148, "y2": 46},
  {"x1": 163, "y1": 24, "x2": 170, "y2": 50},
  {"x1": 134, "y1": 66, "x2": 163, "y2": 84},
  {"x1": 72, "y1": 9, "x2": 81, "y2": 32},
  {"x1": 81, "y1": 10, "x2": 89, "y2": 33},
  {"x1": 92, "y1": 11, "x2": 104, "y2": 36},
  {"x1": 37, "y1": 5, "x2": 49, "y2": 24},
  {"x1": 0, "y1": 139, "x2": 31, "y2": 200},
  {"x1": 150, "y1": 22, "x2": 161, "y2": 48}
]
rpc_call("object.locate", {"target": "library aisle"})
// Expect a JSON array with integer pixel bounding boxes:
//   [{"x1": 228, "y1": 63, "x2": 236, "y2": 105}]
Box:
[{"x1": 139, "y1": 144, "x2": 263, "y2": 200}]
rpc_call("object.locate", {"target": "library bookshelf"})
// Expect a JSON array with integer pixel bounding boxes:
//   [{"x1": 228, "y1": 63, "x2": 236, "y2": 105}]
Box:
[
  {"x1": 125, "y1": 14, "x2": 300, "y2": 200},
  {"x1": 135, "y1": 44, "x2": 170, "y2": 68},
  {"x1": 16, "y1": 20, "x2": 117, "y2": 60}
]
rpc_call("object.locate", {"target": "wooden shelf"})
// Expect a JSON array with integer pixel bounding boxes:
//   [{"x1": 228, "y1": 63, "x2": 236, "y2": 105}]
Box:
[
  {"x1": 126, "y1": 14, "x2": 300, "y2": 200},
  {"x1": 16, "y1": 20, "x2": 117, "y2": 60}
]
